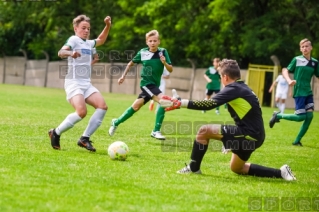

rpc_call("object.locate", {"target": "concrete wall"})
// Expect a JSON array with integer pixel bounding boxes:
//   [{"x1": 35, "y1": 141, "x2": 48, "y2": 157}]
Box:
[
  {"x1": 3, "y1": 56, "x2": 26, "y2": 85},
  {"x1": 25, "y1": 59, "x2": 47, "y2": 87},
  {"x1": 46, "y1": 61, "x2": 66, "y2": 89}
]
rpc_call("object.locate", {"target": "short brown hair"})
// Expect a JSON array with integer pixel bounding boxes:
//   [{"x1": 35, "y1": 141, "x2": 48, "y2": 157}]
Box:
[
  {"x1": 218, "y1": 59, "x2": 241, "y2": 80},
  {"x1": 300, "y1": 38, "x2": 311, "y2": 46},
  {"x1": 73, "y1": 15, "x2": 90, "y2": 27},
  {"x1": 212, "y1": 58, "x2": 220, "y2": 62},
  {"x1": 146, "y1": 30, "x2": 159, "y2": 40}
]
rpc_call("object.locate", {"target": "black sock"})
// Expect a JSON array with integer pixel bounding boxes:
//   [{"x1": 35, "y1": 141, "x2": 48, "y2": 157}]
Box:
[
  {"x1": 189, "y1": 140, "x2": 208, "y2": 172},
  {"x1": 248, "y1": 164, "x2": 282, "y2": 178}
]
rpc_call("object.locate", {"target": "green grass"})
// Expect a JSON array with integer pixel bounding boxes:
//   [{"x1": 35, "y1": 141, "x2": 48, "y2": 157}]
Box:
[{"x1": 0, "y1": 84, "x2": 318, "y2": 212}]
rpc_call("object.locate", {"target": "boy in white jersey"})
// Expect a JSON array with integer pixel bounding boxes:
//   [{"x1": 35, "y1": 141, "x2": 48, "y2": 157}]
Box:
[
  {"x1": 48, "y1": 14, "x2": 111, "y2": 152},
  {"x1": 268, "y1": 72, "x2": 290, "y2": 113}
]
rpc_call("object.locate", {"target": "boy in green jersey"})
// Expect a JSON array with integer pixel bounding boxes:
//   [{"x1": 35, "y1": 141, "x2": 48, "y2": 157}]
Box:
[
  {"x1": 269, "y1": 38, "x2": 319, "y2": 146},
  {"x1": 108, "y1": 30, "x2": 173, "y2": 140},
  {"x1": 203, "y1": 58, "x2": 222, "y2": 114}
]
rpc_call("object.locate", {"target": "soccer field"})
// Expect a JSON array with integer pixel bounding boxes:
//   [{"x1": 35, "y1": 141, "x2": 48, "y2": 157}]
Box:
[{"x1": 0, "y1": 84, "x2": 318, "y2": 212}]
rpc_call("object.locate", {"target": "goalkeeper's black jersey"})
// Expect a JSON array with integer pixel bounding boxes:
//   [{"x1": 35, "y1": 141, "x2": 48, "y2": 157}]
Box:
[{"x1": 188, "y1": 80, "x2": 265, "y2": 137}]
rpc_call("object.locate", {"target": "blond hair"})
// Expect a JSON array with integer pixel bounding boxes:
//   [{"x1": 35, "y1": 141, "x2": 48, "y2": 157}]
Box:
[
  {"x1": 300, "y1": 38, "x2": 311, "y2": 46},
  {"x1": 73, "y1": 15, "x2": 90, "y2": 27},
  {"x1": 146, "y1": 30, "x2": 159, "y2": 40}
]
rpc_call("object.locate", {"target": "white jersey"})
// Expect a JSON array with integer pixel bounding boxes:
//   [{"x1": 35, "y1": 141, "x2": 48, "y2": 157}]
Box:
[
  {"x1": 65, "y1": 36, "x2": 96, "y2": 82},
  {"x1": 159, "y1": 68, "x2": 170, "y2": 93},
  {"x1": 275, "y1": 75, "x2": 289, "y2": 94}
]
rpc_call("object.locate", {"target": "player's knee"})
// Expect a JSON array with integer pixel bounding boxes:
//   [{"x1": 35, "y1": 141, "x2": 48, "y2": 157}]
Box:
[
  {"x1": 98, "y1": 103, "x2": 108, "y2": 110},
  {"x1": 295, "y1": 114, "x2": 306, "y2": 122},
  {"x1": 131, "y1": 105, "x2": 141, "y2": 111},
  {"x1": 230, "y1": 165, "x2": 242, "y2": 174},
  {"x1": 197, "y1": 125, "x2": 209, "y2": 136},
  {"x1": 306, "y1": 112, "x2": 313, "y2": 120},
  {"x1": 77, "y1": 108, "x2": 87, "y2": 118}
]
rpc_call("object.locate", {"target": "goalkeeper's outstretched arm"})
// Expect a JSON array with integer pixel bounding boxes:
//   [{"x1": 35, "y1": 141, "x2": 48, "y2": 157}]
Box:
[
  {"x1": 181, "y1": 99, "x2": 219, "y2": 110},
  {"x1": 166, "y1": 99, "x2": 219, "y2": 111}
]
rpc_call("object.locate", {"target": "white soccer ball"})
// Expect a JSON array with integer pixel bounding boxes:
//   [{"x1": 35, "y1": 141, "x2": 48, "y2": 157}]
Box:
[{"x1": 107, "y1": 141, "x2": 129, "y2": 161}]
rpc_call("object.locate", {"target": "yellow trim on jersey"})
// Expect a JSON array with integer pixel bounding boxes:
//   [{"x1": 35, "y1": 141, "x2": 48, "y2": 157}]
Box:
[{"x1": 228, "y1": 98, "x2": 252, "y2": 119}]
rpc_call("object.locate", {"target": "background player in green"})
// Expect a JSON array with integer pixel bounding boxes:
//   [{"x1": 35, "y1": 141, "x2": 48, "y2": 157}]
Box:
[
  {"x1": 269, "y1": 38, "x2": 319, "y2": 146},
  {"x1": 203, "y1": 57, "x2": 221, "y2": 114},
  {"x1": 108, "y1": 30, "x2": 173, "y2": 140},
  {"x1": 165, "y1": 59, "x2": 296, "y2": 181}
]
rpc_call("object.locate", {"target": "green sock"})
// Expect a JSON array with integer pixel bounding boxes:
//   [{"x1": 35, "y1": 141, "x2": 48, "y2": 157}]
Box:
[
  {"x1": 277, "y1": 113, "x2": 306, "y2": 122},
  {"x1": 216, "y1": 106, "x2": 220, "y2": 111},
  {"x1": 115, "y1": 107, "x2": 136, "y2": 126},
  {"x1": 153, "y1": 106, "x2": 165, "y2": 132},
  {"x1": 294, "y1": 112, "x2": 313, "y2": 143}
]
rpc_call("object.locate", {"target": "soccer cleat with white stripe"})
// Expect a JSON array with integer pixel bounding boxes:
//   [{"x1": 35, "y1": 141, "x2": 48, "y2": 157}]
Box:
[
  {"x1": 177, "y1": 164, "x2": 202, "y2": 174},
  {"x1": 151, "y1": 131, "x2": 166, "y2": 140},
  {"x1": 108, "y1": 119, "x2": 118, "y2": 136},
  {"x1": 280, "y1": 164, "x2": 296, "y2": 181}
]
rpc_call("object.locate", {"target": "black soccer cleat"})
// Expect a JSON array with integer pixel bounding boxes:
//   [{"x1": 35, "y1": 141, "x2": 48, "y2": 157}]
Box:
[
  {"x1": 269, "y1": 111, "x2": 280, "y2": 128},
  {"x1": 77, "y1": 138, "x2": 96, "y2": 152},
  {"x1": 48, "y1": 129, "x2": 61, "y2": 150},
  {"x1": 292, "y1": 141, "x2": 303, "y2": 147}
]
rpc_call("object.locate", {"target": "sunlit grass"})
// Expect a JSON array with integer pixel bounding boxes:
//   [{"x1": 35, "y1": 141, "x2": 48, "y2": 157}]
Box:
[{"x1": 0, "y1": 84, "x2": 318, "y2": 212}]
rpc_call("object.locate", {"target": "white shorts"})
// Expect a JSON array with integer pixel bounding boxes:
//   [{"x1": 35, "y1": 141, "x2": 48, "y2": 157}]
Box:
[
  {"x1": 275, "y1": 92, "x2": 287, "y2": 100},
  {"x1": 64, "y1": 81, "x2": 99, "y2": 101}
]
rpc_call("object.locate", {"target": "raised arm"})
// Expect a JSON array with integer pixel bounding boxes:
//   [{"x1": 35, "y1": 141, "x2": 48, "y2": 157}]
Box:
[{"x1": 95, "y1": 16, "x2": 112, "y2": 47}]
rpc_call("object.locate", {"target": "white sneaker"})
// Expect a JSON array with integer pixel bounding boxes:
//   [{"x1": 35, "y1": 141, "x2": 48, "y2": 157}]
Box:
[
  {"x1": 215, "y1": 110, "x2": 220, "y2": 115},
  {"x1": 151, "y1": 131, "x2": 165, "y2": 140},
  {"x1": 280, "y1": 165, "x2": 296, "y2": 181},
  {"x1": 108, "y1": 119, "x2": 118, "y2": 136},
  {"x1": 177, "y1": 164, "x2": 202, "y2": 174}
]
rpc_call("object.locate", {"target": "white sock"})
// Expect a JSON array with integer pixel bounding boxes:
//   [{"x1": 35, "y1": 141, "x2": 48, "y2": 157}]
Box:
[
  {"x1": 280, "y1": 103, "x2": 285, "y2": 113},
  {"x1": 82, "y1": 109, "x2": 106, "y2": 137},
  {"x1": 276, "y1": 102, "x2": 281, "y2": 111},
  {"x1": 56, "y1": 112, "x2": 82, "y2": 135}
]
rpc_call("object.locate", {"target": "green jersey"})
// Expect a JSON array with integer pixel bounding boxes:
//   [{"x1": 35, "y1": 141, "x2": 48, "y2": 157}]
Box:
[
  {"x1": 287, "y1": 55, "x2": 319, "y2": 97},
  {"x1": 205, "y1": 66, "x2": 221, "y2": 90},
  {"x1": 132, "y1": 47, "x2": 171, "y2": 87}
]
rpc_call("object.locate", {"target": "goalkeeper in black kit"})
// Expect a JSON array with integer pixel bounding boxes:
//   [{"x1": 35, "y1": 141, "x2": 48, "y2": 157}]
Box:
[{"x1": 166, "y1": 59, "x2": 296, "y2": 181}]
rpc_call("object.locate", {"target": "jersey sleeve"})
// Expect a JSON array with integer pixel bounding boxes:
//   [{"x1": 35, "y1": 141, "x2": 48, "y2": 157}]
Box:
[
  {"x1": 186, "y1": 85, "x2": 237, "y2": 110},
  {"x1": 64, "y1": 36, "x2": 76, "y2": 50},
  {"x1": 205, "y1": 69, "x2": 209, "y2": 76},
  {"x1": 132, "y1": 50, "x2": 142, "y2": 64},
  {"x1": 163, "y1": 49, "x2": 172, "y2": 65},
  {"x1": 275, "y1": 75, "x2": 280, "y2": 82},
  {"x1": 287, "y1": 57, "x2": 297, "y2": 73},
  {"x1": 212, "y1": 86, "x2": 238, "y2": 105},
  {"x1": 88, "y1": 39, "x2": 96, "y2": 48}
]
